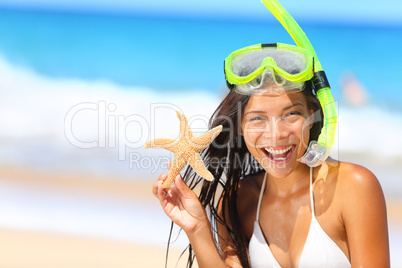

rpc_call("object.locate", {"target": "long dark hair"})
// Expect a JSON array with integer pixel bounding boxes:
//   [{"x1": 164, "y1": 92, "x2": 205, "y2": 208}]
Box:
[{"x1": 166, "y1": 81, "x2": 323, "y2": 268}]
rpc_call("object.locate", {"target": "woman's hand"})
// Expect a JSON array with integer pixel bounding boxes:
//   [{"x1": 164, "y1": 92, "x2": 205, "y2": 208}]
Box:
[
  {"x1": 153, "y1": 162, "x2": 238, "y2": 268},
  {"x1": 152, "y1": 161, "x2": 209, "y2": 234}
]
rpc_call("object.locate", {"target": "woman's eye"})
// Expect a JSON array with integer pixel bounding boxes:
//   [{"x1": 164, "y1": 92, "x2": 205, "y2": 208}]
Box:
[
  {"x1": 282, "y1": 111, "x2": 302, "y2": 122},
  {"x1": 286, "y1": 111, "x2": 301, "y2": 117},
  {"x1": 249, "y1": 116, "x2": 264, "y2": 121},
  {"x1": 246, "y1": 116, "x2": 268, "y2": 129}
]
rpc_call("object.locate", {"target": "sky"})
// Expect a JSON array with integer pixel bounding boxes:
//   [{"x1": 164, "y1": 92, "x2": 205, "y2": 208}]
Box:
[{"x1": 0, "y1": 0, "x2": 401, "y2": 25}]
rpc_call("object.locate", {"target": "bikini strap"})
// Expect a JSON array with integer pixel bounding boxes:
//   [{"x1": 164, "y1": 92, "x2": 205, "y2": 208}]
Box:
[
  {"x1": 256, "y1": 172, "x2": 267, "y2": 221},
  {"x1": 309, "y1": 166, "x2": 316, "y2": 218}
]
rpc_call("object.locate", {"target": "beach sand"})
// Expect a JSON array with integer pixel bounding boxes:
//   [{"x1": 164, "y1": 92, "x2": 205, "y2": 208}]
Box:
[
  {"x1": 0, "y1": 165, "x2": 401, "y2": 267},
  {"x1": 0, "y1": 166, "x2": 198, "y2": 268},
  {"x1": 0, "y1": 227, "x2": 192, "y2": 268}
]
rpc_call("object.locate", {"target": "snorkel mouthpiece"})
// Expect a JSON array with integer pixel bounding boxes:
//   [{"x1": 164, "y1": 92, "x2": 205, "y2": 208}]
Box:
[{"x1": 261, "y1": 0, "x2": 338, "y2": 167}]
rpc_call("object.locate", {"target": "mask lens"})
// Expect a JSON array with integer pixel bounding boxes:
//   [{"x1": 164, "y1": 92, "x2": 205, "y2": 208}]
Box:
[
  {"x1": 230, "y1": 47, "x2": 308, "y2": 78},
  {"x1": 229, "y1": 46, "x2": 309, "y2": 95}
]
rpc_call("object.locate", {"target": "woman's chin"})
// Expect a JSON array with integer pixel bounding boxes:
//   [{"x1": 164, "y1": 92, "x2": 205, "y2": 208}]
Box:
[{"x1": 259, "y1": 152, "x2": 306, "y2": 179}]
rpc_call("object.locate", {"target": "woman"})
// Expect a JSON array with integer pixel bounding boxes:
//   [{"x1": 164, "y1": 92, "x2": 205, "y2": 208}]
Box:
[
  {"x1": 152, "y1": 1, "x2": 389, "y2": 266},
  {"x1": 153, "y1": 76, "x2": 389, "y2": 267}
]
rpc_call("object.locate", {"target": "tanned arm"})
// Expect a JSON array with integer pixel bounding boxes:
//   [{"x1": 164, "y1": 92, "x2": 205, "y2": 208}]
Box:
[{"x1": 341, "y1": 164, "x2": 390, "y2": 267}]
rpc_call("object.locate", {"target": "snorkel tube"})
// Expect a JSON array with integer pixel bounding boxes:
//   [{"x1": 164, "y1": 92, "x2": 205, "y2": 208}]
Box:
[{"x1": 261, "y1": 0, "x2": 337, "y2": 167}]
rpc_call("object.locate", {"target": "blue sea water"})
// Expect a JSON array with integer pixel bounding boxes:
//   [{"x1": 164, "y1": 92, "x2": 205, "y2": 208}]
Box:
[
  {"x1": 0, "y1": 8, "x2": 402, "y2": 106},
  {"x1": 0, "y1": 7, "x2": 401, "y2": 174}
]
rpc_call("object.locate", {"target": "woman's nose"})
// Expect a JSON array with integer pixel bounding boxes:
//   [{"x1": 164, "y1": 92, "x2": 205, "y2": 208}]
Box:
[{"x1": 263, "y1": 117, "x2": 289, "y2": 140}]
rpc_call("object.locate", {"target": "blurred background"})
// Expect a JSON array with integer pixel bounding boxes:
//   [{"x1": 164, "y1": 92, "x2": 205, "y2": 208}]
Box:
[{"x1": 0, "y1": 0, "x2": 401, "y2": 267}]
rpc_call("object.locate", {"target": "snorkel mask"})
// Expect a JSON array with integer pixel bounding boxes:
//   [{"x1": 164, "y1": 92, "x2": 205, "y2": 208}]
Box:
[
  {"x1": 224, "y1": 0, "x2": 337, "y2": 167},
  {"x1": 225, "y1": 43, "x2": 313, "y2": 95}
]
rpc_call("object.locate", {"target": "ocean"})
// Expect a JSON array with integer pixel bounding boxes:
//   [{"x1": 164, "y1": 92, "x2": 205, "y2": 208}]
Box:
[
  {"x1": 0, "y1": 7, "x2": 401, "y2": 265},
  {"x1": 1, "y1": 8, "x2": 402, "y2": 99},
  {"x1": 0, "y1": 7, "x2": 401, "y2": 175}
]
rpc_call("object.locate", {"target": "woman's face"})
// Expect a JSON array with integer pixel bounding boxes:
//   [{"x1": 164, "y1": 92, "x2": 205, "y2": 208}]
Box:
[{"x1": 241, "y1": 90, "x2": 313, "y2": 178}]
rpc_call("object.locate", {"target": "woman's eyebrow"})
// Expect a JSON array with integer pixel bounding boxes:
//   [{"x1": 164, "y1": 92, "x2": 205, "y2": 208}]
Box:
[
  {"x1": 283, "y1": 102, "x2": 303, "y2": 110},
  {"x1": 244, "y1": 110, "x2": 265, "y2": 116},
  {"x1": 244, "y1": 103, "x2": 304, "y2": 116}
]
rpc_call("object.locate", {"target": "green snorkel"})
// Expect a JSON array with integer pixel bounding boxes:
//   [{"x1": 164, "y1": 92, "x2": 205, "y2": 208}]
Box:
[{"x1": 261, "y1": 0, "x2": 337, "y2": 167}]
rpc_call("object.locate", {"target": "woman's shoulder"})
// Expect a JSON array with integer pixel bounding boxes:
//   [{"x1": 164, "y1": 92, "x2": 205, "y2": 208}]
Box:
[
  {"x1": 326, "y1": 160, "x2": 384, "y2": 208},
  {"x1": 327, "y1": 160, "x2": 389, "y2": 265},
  {"x1": 328, "y1": 160, "x2": 380, "y2": 190}
]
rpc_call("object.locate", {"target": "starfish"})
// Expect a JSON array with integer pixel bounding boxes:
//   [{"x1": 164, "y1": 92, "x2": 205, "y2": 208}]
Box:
[{"x1": 144, "y1": 111, "x2": 223, "y2": 188}]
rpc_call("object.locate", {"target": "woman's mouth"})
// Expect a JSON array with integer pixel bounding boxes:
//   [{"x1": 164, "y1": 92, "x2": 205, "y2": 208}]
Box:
[{"x1": 261, "y1": 145, "x2": 296, "y2": 163}]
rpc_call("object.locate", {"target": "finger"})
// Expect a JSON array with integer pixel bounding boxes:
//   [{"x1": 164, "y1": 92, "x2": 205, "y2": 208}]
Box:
[
  {"x1": 158, "y1": 172, "x2": 167, "y2": 182},
  {"x1": 174, "y1": 174, "x2": 194, "y2": 197},
  {"x1": 152, "y1": 180, "x2": 158, "y2": 197},
  {"x1": 157, "y1": 180, "x2": 169, "y2": 204},
  {"x1": 153, "y1": 173, "x2": 167, "y2": 197},
  {"x1": 153, "y1": 180, "x2": 162, "y2": 197}
]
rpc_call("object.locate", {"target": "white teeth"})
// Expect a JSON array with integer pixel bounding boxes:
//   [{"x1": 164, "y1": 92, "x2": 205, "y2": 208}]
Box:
[{"x1": 264, "y1": 145, "x2": 292, "y2": 155}]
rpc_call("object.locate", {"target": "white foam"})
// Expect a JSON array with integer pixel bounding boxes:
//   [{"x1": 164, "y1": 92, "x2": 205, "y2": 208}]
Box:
[
  {"x1": 0, "y1": 54, "x2": 221, "y2": 174},
  {"x1": 335, "y1": 106, "x2": 402, "y2": 158},
  {"x1": 0, "y1": 54, "x2": 401, "y2": 175},
  {"x1": 0, "y1": 54, "x2": 220, "y2": 139}
]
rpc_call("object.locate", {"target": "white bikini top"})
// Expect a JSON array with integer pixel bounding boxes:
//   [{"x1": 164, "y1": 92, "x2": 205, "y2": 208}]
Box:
[{"x1": 249, "y1": 167, "x2": 351, "y2": 268}]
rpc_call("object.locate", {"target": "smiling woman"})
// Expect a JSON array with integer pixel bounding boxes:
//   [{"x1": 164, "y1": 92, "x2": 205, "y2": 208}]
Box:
[
  {"x1": 153, "y1": 78, "x2": 389, "y2": 268},
  {"x1": 151, "y1": 0, "x2": 390, "y2": 267}
]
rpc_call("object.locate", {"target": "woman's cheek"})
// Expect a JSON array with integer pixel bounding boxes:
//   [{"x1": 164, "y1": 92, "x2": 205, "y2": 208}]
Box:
[{"x1": 243, "y1": 128, "x2": 264, "y2": 147}]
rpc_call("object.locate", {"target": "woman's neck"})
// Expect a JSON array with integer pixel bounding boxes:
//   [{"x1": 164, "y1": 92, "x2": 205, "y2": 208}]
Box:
[{"x1": 265, "y1": 164, "x2": 311, "y2": 197}]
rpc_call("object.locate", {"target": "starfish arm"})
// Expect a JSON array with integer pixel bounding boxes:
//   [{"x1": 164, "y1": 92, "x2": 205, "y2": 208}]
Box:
[
  {"x1": 191, "y1": 125, "x2": 223, "y2": 152},
  {"x1": 176, "y1": 110, "x2": 194, "y2": 141},
  {"x1": 187, "y1": 153, "x2": 214, "y2": 181},
  {"x1": 144, "y1": 138, "x2": 176, "y2": 150},
  {"x1": 162, "y1": 154, "x2": 187, "y2": 188},
  {"x1": 145, "y1": 111, "x2": 219, "y2": 187}
]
